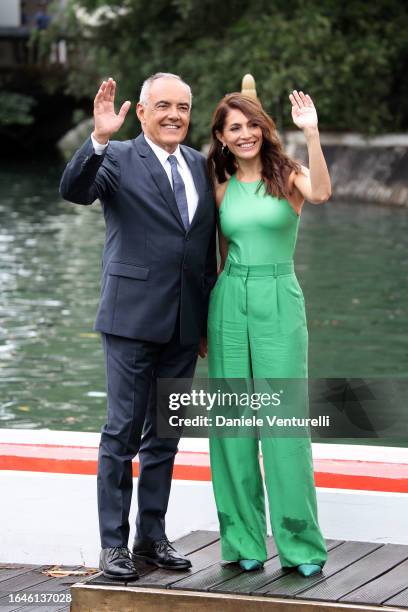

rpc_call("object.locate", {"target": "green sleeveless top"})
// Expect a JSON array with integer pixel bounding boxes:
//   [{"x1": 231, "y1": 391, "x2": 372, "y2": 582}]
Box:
[{"x1": 219, "y1": 174, "x2": 300, "y2": 264}]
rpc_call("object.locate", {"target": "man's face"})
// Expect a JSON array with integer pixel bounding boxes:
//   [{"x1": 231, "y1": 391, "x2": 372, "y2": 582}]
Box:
[{"x1": 136, "y1": 78, "x2": 191, "y2": 153}]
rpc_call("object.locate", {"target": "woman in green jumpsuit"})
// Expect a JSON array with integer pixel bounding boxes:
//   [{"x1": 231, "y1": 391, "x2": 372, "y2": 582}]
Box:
[{"x1": 207, "y1": 90, "x2": 332, "y2": 576}]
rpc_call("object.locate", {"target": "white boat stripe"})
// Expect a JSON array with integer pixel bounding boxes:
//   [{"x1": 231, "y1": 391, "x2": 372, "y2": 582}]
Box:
[{"x1": 0, "y1": 429, "x2": 407, "y2": 464}]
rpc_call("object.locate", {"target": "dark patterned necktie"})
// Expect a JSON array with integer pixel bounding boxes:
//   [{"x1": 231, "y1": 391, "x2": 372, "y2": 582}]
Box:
[{"x1": 168, "y1": 155, "x2": 190, "y2": 230}]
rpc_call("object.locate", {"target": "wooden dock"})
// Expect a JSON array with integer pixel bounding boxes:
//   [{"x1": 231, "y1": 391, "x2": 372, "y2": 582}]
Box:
[
  {"x1": 0, "y1": 563, "x2": 90, "y2": 612},
  {"x1": 69, "y1": 531, "x2": 408, "y2": 612}
]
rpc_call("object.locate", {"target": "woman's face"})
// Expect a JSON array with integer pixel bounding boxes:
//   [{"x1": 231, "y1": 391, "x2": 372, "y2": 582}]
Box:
[{"x1": 218, "y1": 108, "x2": 263, "y2": 161}]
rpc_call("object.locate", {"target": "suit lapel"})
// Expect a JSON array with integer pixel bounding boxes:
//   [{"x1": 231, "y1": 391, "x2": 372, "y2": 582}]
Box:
[
  {"x1": 134, "y1": 134, "x2": 209, "y2": 233},
  {"x1": 134, "y1": 134, "x2": 185, "y2": 230}
]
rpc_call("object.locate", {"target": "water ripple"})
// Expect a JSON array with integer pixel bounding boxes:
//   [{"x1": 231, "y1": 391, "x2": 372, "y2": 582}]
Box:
[{"x1": 0, "y1": 164, "x2": 407, "y2": 433}]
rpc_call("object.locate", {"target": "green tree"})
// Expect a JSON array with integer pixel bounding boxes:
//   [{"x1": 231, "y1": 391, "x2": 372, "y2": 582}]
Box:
[
  {"x1": 0, "y1": 93, "x2": 36, "y2": 126},
  {"x1": 50, "y1": 0, "x2": 408, "y2": 146}
]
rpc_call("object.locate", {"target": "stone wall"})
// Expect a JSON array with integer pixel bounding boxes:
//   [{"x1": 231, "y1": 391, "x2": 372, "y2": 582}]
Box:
[
  {"x1": 284, "y1": 132, "x2": 408, "y2": 207},
  {"x1": 58, "y1": 127, "x2": 408, "y2": 207}
]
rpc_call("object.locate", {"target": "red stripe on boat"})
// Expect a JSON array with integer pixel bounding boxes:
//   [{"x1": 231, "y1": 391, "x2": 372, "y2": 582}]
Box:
[{"x1": 0, "y1": 443, "x2": 407, "y2": 492}]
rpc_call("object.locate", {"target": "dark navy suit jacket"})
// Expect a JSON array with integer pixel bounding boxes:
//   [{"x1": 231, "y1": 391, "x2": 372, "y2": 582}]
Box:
[{"x1": 60, "y1": 133, "x2": 217, "y2": 344}]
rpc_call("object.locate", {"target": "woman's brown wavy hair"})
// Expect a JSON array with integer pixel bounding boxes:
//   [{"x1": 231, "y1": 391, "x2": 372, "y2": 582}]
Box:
[{"x1": 207, "y1": 93, "x2": 301, "y2": 199}]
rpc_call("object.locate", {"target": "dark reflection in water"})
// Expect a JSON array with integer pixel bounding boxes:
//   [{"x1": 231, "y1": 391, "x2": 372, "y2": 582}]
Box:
[{"x1": 0, "y1": 163, "x2": 407, "y2": 432}]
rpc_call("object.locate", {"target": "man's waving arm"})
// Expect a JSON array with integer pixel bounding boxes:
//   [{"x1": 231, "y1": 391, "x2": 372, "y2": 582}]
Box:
[{"x1": 59, "y1": 78, "x2": 131, "y2": 205}]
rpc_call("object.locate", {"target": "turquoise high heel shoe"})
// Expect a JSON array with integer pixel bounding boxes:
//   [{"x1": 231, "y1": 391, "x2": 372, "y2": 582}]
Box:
[
  {"x1": 297, "y1": 563, "x2": 322, "y2": 577},
  {"x1": 239, "y1": 559, "x2": 264, "y2": 571}
]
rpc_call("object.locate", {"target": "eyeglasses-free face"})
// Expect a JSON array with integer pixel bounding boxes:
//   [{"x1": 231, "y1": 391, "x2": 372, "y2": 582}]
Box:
[{"x1": 137, "y1": 78, "x2": 191, "y2": 153}]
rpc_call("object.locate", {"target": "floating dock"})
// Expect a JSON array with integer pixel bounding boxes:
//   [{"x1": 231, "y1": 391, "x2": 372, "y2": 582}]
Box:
[{"x1": 70, "y1": 530, "x2": 408, "y2": 612}]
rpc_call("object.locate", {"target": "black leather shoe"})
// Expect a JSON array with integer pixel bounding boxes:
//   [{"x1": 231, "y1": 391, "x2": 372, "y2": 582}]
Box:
[
  {"x1": 99, "y1": 546, "x2": 139, "y2": 580},
  {"x1": 132, "y1": 536, "x2": 192, "y2": 570}
]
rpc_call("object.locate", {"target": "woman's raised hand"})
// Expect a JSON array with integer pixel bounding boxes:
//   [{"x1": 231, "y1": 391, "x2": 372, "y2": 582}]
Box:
[
  {"x1": 289, "y1": 90, "x2": 318, "y2": 131},
  {"x1": 92, "y1": 78, "x2": 131, "y2": 144}
]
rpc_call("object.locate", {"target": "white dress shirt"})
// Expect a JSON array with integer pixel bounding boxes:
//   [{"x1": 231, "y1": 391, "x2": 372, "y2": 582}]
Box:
[{"x1": 91, "y1": 133, "x2": 199, "y2": 223}]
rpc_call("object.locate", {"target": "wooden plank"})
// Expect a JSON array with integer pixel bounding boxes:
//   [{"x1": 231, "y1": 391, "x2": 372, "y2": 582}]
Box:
[
  {"x1": 0, "y1": 565, "x2": 38, "y2": 583},
  {"x1": 11, "y1": 600, "x2": 70, "y2": 612},
  {"x1": 384, "y1": 586, "x2": 408, "y2": 608},
  {"x1": 214, "y1": 540, "x2": 343, "y2": 596},
  {"x1": 171, "y1": 561, "x2": 243, "y2": 593},
  {"x1": 171, "y1": 536, "x2": 279, "y2": 591},
  {"x1": 212, "y1": 554, "x2": 288, "y2": 594},
  {"x1": 85, "y1": 561, "x2": 152, "y2": 586},
  {"x1": 0, "y1": 566, "x2": 55, "y2": 603},
  {"x1": 85, "y1": 529, "x2": 219, "y2": 587},
  {"x1": 295, "y1": 544, "x2": 408, "y2": 602},
  {"x1": 70, "y1": 584, "x2": 406, "y2": 612},
  {"x1": 0, "y1": 566, "x2": 87, "y2": 612},
  {"x1": 10, "y1": 581, "x2": 76, "y2": 612},
  {"x1": 134, "y1": 540, "x2": 222, "y2": 588},
  {"x1": 259, "y1": 541, "x2": 380, "y2": 597},
  {"x1": 168, "y1": 530, "x2": 219, "y2": 553},
  {"x1": 341, "y1": 557, "x2": 408, "y2": 605}
]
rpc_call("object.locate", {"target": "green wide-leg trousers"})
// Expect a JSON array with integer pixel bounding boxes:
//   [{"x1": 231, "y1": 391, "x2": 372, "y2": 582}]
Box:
[{"x1": 207, "y1": 261, "x2": 327, "y2": 568}]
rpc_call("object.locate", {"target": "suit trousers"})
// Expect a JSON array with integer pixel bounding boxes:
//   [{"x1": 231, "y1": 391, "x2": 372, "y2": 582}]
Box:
[{"x1": 98, "y1": 320, "x2": 198, "y2": 548}]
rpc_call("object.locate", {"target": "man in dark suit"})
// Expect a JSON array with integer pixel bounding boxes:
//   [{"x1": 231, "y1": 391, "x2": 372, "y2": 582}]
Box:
[{"x1": 60, "y1": 73, "x2": 216, "y2": 580}]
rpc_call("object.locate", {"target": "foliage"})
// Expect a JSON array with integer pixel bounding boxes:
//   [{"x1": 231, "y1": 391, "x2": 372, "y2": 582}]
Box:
[
  {"x1": 0, "y1": 92, "x2": 36, "y2": 126},
  {"x1": 52, "y1": 0, "x2": 408, "y2": 146}
]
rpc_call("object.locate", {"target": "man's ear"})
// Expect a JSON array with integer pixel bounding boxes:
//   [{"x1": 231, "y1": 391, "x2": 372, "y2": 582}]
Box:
[{"x1": 136, "y1": 102, "x2": 145, "y2": 124}]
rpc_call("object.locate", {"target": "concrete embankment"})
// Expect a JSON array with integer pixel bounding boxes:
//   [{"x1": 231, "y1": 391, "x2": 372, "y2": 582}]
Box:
[
  {"x1": 58, "y1": 124, "x2": 408, "y2": 207},
  {"x1": 285, "y1": 132, "x2": 408, "y2": 207}
]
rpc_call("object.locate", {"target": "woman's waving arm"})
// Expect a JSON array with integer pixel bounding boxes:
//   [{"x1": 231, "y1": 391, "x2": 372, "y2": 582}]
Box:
[{"x1": 289, "y1": 90, "x2": 332, "y2": 204}]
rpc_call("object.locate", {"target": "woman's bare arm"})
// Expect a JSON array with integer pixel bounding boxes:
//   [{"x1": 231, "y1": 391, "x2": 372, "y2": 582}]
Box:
[{"x1": 289, "y1": 90, "x2": 332, "y2": 204}]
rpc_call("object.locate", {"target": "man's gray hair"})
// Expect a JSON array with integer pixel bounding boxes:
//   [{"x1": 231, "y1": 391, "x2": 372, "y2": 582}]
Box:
[{"x1": 139, "y1": 72, "x2": 192, "y2": 106}]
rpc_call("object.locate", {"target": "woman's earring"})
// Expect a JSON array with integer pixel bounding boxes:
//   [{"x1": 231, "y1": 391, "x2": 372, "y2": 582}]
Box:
[{"x1": 221, "y1": 144, "x2": 229, "y2": 157}]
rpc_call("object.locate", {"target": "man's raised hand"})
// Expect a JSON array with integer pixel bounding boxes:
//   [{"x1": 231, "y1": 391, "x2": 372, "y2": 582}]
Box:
[{"x1": 92, "y1": 78, "x2": 131, "y2": 145}]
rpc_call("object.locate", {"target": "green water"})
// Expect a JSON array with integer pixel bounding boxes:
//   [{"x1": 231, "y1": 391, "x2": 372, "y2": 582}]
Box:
[{"x1": 0, "y1": 163, "x2": 407, "y2": 438}]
